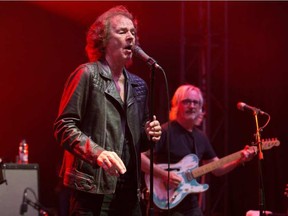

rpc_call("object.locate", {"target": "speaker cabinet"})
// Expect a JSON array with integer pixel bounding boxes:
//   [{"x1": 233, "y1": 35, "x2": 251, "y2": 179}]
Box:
[{"x1": 0, "y1": 163, "x2": 39, "y2": 216}]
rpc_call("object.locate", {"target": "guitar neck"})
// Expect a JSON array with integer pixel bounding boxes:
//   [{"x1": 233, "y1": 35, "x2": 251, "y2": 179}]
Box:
[
  {"x1": 192, "y1": 150, "x2": 243, "y2": 178},
  {"x1": 191, "y1": 138, "x2": 280, "y2": 178}
]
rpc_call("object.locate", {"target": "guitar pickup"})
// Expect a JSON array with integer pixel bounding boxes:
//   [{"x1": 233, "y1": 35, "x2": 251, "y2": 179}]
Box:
[{"x1": 185, "y1": 170, "x2": 194, "y2": 181}]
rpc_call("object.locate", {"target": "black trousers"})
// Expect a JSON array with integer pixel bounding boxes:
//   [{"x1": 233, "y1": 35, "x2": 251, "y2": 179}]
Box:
[{"x1": 69, "y1": 185, "x2": 141, "y2": 216}]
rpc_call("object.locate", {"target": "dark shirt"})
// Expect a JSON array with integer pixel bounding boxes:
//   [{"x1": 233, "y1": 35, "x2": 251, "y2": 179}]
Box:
[
  {"x1": 116, "y1": 78, "x2": 137, "y2": 190},
  {"x1": 153, "y1": 120, "x2": 216, "y2": 212},
  {"x1": 118, "y1": 125, "x2": 137, "y2": 190}
]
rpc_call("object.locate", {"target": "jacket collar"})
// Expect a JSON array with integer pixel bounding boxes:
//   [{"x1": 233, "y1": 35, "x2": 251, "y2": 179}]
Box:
[
  {"x1": 98, "y1": 60, "x2": 137, "y2": 109},
  {"x1": 97, "y1": 60, "x2": 137, "y2": 86}
]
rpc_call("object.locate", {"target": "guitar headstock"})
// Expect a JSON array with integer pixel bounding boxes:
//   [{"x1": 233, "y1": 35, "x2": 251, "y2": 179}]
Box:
[{"x1": 260, "y1": 138, "x2": 280, "y2": 150}]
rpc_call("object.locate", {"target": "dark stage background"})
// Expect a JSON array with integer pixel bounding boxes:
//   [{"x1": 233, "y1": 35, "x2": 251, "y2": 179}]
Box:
[{"x1": 0, "y1": 2, "x2": 287, "y2": 216}]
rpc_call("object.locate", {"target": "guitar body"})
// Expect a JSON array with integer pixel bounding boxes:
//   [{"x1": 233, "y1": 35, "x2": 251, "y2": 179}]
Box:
[{"x1": 145, "y1": 154, "x2": 209, "y2": 210}]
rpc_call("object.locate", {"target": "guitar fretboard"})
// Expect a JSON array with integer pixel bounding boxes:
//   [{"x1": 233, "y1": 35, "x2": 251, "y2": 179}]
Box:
[{"x1": 191, "y1": 150, "x2": 243, "y2": 178}]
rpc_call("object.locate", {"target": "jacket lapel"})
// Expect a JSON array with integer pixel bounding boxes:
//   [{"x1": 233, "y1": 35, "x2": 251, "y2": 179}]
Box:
[
  {"x1": 98, "y1": 61, "x2": 126, "y2": 109},
  {"x1": 125, "y1": 70, "x2": 137, "y2": 109}
]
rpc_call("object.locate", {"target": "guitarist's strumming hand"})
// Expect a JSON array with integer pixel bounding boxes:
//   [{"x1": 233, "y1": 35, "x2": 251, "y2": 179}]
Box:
[{"x1": 163, "y1": 170, "x2": 182, "y2": 188}]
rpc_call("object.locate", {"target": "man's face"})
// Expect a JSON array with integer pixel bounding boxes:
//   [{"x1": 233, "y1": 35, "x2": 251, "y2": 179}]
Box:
[
  {"x1": 105, "y1": 15, "x2": 136, "y2": 64},
  {"x1": 177, "y1": 90, "x2": 202, "y2": 123}
]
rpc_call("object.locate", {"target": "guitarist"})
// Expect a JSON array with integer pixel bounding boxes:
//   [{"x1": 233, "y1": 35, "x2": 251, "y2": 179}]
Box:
[{"x1": 141, "y1": 84, "x2": 256, "y2": 216}]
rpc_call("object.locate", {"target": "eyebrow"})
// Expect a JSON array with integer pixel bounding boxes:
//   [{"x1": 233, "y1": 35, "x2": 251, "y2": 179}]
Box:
[{"x1": 117, "y1": 26, "x2": 135, "y2": 31}]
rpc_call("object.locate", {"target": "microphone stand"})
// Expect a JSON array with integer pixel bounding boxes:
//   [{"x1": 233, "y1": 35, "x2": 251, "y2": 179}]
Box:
[
  {"x1": 20, "y1": 187, "x2": 53, "y2": 216},
  {"x1": 253, "y1": 110, "x2": 266, "y2": 216},
  {"x1": 24, "y1": 197, "x2": 49, "y2": 215},
  {"x1": 0, "y1": 159, "x2": 7, "y2": 185},
  {"x1": 147, "y1": 59, "x2": 167, "y2": 216},
  {"x1": 148, "y1": 65, "x2": 156, "y2": 216},
  {"x1": 136, "y1": 49, "x2": 168, "y2": 216}
]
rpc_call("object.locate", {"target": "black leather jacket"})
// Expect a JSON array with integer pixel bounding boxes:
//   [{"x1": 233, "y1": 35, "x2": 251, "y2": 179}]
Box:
[{"x1": 54, "y1": 61, "x2": 149, "y2": 195}]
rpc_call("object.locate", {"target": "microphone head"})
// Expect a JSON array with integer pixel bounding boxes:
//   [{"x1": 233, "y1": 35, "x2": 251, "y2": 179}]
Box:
[
  {"x1": 20, "y1": 203, "x2": 28, "y2": 215},
  {"x1": 131, "y1": 45, "x2": 140, "y2": 54},
  {"x1": 131, "y1": 45, "x2": 150, "y2": 62},
  {"x1": 237, "y1": 102, "x2": 246, "y2": 111}
]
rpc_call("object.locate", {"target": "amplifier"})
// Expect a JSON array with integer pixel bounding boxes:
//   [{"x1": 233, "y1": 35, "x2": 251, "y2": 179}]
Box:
[{"x1": 0, "y1": 163, "x2": 39, "y2": 216}]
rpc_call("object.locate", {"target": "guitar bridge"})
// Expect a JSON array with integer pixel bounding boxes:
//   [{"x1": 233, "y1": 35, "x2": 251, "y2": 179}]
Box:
[{"x1": 170, "y1": 192, "x2": 179, "y2": 202}]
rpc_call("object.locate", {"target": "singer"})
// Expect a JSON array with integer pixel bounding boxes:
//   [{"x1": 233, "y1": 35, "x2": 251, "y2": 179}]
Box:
[
  {"x1": 53, "y1": 5, "x2": 161, "y2": 216},
  {"x1": 141, "y1": 84, "x2": 257, "y2": 216}
]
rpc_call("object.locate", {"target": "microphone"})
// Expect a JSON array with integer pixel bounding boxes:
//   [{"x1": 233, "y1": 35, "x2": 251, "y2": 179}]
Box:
[
  {"x1": 237, "y1": 102, "x2": 267, "y2": 115},
  {"x1": 132, "y1": 45, "x2": 163, "y2": 70},
  {"x1": 20, "y1": 190, "x2": 28, "y2": 215},
  {"x1": 0, "y1": 158, "x2": 7, "y2": 185},
  {"x1": 19, "y1": 187, "x2": 51, "y2": 216},
  {"x1": 20, "y1": 203, "x2": 28, "y2": 215}
]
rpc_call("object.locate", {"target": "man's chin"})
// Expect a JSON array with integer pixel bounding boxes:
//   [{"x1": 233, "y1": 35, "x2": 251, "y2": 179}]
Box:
[
  {"x1": 125, "y1": 58, "x2": 133, "y2": 67},
  {"x1": 183, "y1": 116, "x2": 195, "y2": 123},
  {"x1": 185, "y1": 113, "x2": 197, "y2": 119}
]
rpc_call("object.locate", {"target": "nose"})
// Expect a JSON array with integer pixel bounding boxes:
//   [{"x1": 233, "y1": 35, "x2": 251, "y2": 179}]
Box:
[
  {"x1": 126, "y1": 31, "x2": 135, "y2": 41},
  {"x1": 188, "y1": 103, "x2": 195, "y2": 108}
]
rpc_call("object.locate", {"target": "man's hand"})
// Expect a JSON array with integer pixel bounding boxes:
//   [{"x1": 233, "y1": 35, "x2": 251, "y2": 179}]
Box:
[
  {"x1": 194, "y1": 111, "x2": 205, "y2": 126},
  {"x1": 97, "y1": 151, "x2": 126, "y2": 176},
  {"x1": 240, "y1": 145, "x2": 257, "y2": 163},
  {"x1": 284, "y1": 184, "x2": 288, "y2": 198},
  {"x1": 145, "y1": 115, "x2": 161, "y2": 142},
  {"x1": 163, "y1": 171, "x2": 182, "y2": 188}
]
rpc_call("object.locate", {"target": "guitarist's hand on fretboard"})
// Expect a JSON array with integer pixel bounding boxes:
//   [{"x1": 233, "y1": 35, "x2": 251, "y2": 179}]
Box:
[{"x1": 239, "y1": 145, "x2": 257, "y2": 164}]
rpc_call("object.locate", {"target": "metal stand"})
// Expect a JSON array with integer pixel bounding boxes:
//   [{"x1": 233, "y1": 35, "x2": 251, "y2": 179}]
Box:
[
  {"x1": 148, "y1": 66, "x2": 156, "y2": 216},
  {"x1": 136, "y1": 48, "x2": 168, "y2": 216},
  {"x1": 0, "y1": 158, "x2": 7, "y2": 185},
  {"x1": 253, "y1": 111, "x2": 266, "y2": 216},
  {"x1": 147, "y1": 59, "x2": 168, "y2": 216},
  {"x1": 20, "y1": 187, "x2": 53, "y2": 216}
]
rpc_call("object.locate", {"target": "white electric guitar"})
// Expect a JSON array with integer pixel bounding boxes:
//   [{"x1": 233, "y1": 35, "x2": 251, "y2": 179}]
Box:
[{"x1": 145, "y1": 138, "x2": 280, "y2": 210}]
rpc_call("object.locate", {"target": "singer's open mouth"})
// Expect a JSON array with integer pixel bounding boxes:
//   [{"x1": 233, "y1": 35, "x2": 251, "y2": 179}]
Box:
[{"x1": 124, "y1": 44, "x2": 133, "y2": 50}]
